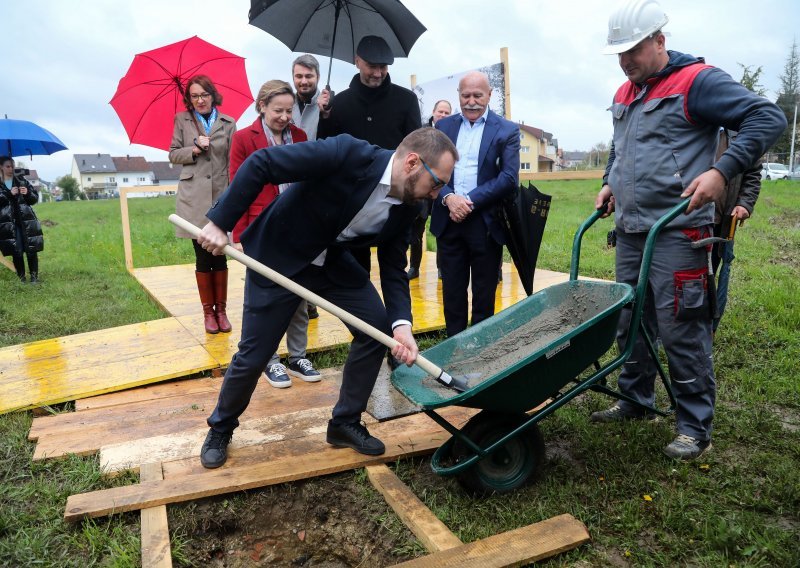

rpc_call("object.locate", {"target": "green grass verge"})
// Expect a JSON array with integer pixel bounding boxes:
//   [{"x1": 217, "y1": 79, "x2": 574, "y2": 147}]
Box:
[{"x1": 0, "y1": 182, "x2": 798, "y2": 566}]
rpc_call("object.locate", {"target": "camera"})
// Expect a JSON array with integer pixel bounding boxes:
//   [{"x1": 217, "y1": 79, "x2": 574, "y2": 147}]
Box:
[{"x1": 14, "y1": 167, "x2": 30, "y2": 177}]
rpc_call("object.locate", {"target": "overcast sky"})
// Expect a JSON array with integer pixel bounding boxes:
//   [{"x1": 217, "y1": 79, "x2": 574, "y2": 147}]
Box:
[{"x1": 6, "y1": 0, "x2": 799, "y2": 182}]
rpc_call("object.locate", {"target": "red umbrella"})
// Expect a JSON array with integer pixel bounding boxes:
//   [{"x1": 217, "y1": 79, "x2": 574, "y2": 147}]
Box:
[{"x1": 110, "y1": 36, "x2": 253, "y2": 151}]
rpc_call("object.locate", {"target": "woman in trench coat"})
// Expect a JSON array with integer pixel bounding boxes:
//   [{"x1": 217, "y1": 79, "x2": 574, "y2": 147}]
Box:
[{"x1": 169, "y1": 75, "x2": 236, "y2": 334}]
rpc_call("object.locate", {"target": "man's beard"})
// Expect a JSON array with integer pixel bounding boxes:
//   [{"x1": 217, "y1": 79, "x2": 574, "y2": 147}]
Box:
[{"x1": 401, "y1": 170, "x2": 424, "y2": 204}]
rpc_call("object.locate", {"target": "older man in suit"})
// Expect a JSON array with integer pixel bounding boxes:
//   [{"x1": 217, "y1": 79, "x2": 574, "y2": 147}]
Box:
[
  {"x1": 196, "y1": 128, "x2": 458, "y2": 468},
  {"x1": 431, "y1": 71, "x2": 520, "y2": 337}
]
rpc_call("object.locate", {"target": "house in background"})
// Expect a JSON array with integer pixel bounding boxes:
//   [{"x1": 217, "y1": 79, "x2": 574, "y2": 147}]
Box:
[
  {"x1": 562, "y1": 151, "x2": 589, "y2": 169},
  {"x1": 112, "y1": 155, "x2": 155, "y2": 198},
  {"x1": 517, "y1": 123, "x2": 559, "y2": 173},
  {"x1": 150, "y1": 161, "x2": 180, "y2": 194},
  {"x1": 72, "y1": 153, "x2": 117, "y2": 199}
]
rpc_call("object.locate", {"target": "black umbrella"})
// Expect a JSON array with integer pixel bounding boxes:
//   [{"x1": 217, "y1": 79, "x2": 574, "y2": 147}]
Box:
[
  {"x1": 249, "y1": 0, "x2": 427, "y2": 89},
  {"x1": 497, "y1": 183, "x2": 552, "y2": 296}
]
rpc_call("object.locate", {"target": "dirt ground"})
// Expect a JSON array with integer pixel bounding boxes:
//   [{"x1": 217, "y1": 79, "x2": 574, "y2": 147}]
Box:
[{"x1": 169, "y1": 472, "x2": 422, "y2": 567}]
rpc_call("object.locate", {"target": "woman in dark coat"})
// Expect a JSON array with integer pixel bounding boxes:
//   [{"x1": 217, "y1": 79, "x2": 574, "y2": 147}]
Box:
[{"x1": 0, "y1": 156, "x2": 43, "y2": 283}]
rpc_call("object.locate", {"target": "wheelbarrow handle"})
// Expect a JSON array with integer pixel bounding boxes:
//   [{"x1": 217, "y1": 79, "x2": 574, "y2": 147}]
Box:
[{"x1": 168, "y1": 215, "x2": 464, "y2": 391}]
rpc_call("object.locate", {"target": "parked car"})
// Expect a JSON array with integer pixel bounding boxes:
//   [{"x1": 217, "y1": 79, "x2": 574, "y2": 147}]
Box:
[
  {"x1": 789, "y1": 166, "x2": 800, "y2": 180},
  {"x1": 761, "y1": 162, "x2": 789, "y2": 180}
]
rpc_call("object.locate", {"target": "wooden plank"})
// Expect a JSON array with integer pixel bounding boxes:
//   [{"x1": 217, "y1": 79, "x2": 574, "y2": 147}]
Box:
[
  {"x1": 119, "y1": 185, "x2": 178, "y2": 272},
  {"x1": 366, "y1": 464, "x2": 462, "y2": 553},
  {"x1": 30, "y1": 373, "x2": 342, "y2": 460},
  {"x1": 0, "y1": 318, "x2": 219, "y2": 414},
  {"x1": 392, "y1": 514, "x2": 590, "y2": 568},
  {"x1": 0, "y1": 255, "x2": 14, "y2": 271},
  {"x1": 100, "y1": 406, "x2": 335, "y2": 474},
  {"x1": 64, "y1": 407, "x2": 474, "y2": 522},
  {"x1": 75, "y1": 376, "x2": 222, "y2": 411},
  {"x1": 140, "y1": 462, "x2": 172, "y2": 568}
]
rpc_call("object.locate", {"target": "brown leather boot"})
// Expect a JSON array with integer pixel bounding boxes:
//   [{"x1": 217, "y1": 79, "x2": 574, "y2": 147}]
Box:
[
  {"x1": 211, "y1": 269, "x2": 232, "y2": 333},
  {"x1": 195, "y1": 271, "x2": 219, "y2": 334}
]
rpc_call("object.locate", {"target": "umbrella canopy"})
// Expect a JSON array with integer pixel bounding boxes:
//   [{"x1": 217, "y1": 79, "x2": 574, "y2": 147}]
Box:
[
  {"x1": 110, "y1": 36, "x2": 253, "y2": 152},
  {"x1": 497, "y1": 184, "x2": 552, "y2": 296},
  {"x1": 249, "y1": 0, "x2": 426, "y2": 85},
  {"x1": 0, "y1": 118, "x2": 68, "y2": 159}
]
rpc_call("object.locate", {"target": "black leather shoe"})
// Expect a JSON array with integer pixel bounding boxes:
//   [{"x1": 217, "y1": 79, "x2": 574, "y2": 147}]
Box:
[
  {"x1": 200, "y1": 428, "x2": 232, "y2": 468},
  {"x1": 326, "y1": 420, "x2": 385, "y2": 455},
  {"x1": 407, "y1": 267, "x2": 420, "y2": 280},
  {"x1": 307, "y1": 303, "x2": 319, "y2": 319}
]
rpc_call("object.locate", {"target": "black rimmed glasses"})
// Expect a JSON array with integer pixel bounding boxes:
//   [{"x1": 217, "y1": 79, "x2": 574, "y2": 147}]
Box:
[
  {"x1": 190, "y1": 93, "x2": 211, "y2": 101},
  {"x1": 420, "y1": 158, "x2": 445, "y2": 191}
]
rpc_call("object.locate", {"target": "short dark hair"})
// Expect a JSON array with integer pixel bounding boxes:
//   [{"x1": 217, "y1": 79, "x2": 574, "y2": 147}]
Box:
[
  {"x1": 182, "y1": 75, "x2": 223, "y2": 111},
  {"x1": 292, "y1": 54, "x2": 320, "y2": 77},
  {"x1": 397, "y1": 128, "x2": 458, "y2": 167}
]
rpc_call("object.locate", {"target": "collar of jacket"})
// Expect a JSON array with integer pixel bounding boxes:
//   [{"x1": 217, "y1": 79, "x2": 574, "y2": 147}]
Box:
[{"x1": 349, "y1": 73, "x2": 393, "y2": 102}]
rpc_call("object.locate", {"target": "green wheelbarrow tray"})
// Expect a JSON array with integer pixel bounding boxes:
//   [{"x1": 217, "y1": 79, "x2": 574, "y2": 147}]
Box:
[{"x1": 390, "y1": 198, "x2": 690, "y2": 494}]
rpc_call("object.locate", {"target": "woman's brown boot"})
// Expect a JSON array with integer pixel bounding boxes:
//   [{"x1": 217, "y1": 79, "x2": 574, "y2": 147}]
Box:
[
  {"x1": 211, "y1": 269, "x2": 232, "y2": 333},
  {"x1": 195, "y1": 271, "x2": 219, "y2": 334}
]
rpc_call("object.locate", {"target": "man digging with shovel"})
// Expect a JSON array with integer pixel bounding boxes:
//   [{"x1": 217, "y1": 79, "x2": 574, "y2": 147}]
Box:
[{"x1": 195, "y1": 129, "x2": 458, "y2": 469}]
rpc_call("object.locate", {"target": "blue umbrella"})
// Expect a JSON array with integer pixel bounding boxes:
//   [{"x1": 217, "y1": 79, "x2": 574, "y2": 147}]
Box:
[{"x1": 0, "y1": 117, "x2": 68, "y2": 159}]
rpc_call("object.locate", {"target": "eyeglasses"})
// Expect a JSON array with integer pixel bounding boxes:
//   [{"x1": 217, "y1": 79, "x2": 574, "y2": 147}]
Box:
[
  {"x1": 189, "y1": 93, "x2": 211, "y2": 101},
  {"x1": 420, "y1": 158, "x2": 445, "y2": 191}
]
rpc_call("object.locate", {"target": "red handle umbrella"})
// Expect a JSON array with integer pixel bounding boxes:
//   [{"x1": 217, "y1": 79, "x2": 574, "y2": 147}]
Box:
[{"x1": 110, "y1": 36, "x2": 253, "y2": 151}]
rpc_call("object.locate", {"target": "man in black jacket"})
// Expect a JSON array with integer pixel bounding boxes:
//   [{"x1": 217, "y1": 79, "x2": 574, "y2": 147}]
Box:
[{"x1": 318, "y1": 35, "x2": 422, "y2": 272}]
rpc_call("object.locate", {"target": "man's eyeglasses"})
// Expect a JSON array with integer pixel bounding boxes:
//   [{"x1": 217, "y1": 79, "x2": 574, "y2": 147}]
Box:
[
  {"x1": 190, "y1": 93, "x2": 211, "y2": 101},
  {"x1": 420, "y1": 158, "x2": 445, "y2": 191}
]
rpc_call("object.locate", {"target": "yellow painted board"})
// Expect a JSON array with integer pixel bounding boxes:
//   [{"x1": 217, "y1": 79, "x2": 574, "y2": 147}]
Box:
[
  {"x1": 366, "y1": 464, "x2": 462, "y2": 553},
  {"x1": 64, "y1": 407, "x2": 474, "y2": 522},
  {"x1": 75, "y1": 376, "x2": 222, "y2": 411},
  {"x1": 393, "y1": 514, "x2": 591, "y2": 568},
  {"x1": 140, "y1": 462, "x2": 173, "y2": 568}
]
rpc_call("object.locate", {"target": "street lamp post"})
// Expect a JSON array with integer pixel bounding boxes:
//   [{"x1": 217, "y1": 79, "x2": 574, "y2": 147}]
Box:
[{"x1": 789, "y1": 101, "x2": 798, "y2": 174}]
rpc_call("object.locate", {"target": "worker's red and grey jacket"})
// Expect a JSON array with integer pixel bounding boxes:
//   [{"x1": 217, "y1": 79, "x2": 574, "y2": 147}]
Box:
[{"x1": 603, "y1": 50, "x2": 786, "y2": 233}]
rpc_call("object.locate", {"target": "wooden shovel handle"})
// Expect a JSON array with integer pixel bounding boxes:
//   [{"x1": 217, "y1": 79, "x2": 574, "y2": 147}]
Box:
[{"x1": 168, "y1": 215, "x2": 446, "y2": 380}]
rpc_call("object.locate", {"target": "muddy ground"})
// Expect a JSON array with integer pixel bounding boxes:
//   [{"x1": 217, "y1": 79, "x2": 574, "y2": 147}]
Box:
[{"x1": 168, "y1": 472, "x2": 425, "y2": 567}]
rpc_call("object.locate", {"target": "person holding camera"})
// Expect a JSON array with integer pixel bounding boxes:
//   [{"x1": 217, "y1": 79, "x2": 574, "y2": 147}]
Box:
[
  {"x1": 0, "y1": 156, "x2": 43, "y2": 283},
  {"x1": 169, "y1": 75, "x2": 236, "y2": 334}
]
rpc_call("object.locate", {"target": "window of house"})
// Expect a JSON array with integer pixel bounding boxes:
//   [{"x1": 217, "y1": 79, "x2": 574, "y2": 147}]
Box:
[
  {"x1": 87, "y1": 177, "x2": 92, "y2": 182},
  {"x1": 520, "y1": 163, "x2": 531, "y2": 170},
  {"x1": 109, "y1": 177, "x2": 115, "y2": 183},
  {"x1": 520, "y1": 146, "x2": 530, "y2": 153},
  {"x1": 139, "y1": 177, "x2": 146, "y2": 182},
  {"x1": 123, "y1": 177, "x2": 129, "y2": 183}
]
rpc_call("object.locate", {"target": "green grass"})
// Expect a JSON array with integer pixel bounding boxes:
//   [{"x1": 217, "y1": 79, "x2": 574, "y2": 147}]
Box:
[{"x1": 1, "y1": 182, "x2": 798, "y2": 566}]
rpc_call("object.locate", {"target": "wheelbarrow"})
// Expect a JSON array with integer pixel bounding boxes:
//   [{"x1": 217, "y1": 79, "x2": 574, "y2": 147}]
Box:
[{"x1": 390, "y1": 198, "x2": 692, "y2": 494}]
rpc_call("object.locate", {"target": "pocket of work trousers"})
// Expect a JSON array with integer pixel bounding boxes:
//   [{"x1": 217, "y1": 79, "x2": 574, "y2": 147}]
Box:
[{"x1": 674, "y1": 268, "x2": 708, "y2": 321}]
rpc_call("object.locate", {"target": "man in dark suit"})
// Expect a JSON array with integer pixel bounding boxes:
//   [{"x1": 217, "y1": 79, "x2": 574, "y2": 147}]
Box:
[
  {"x1": 431, "y1": 71, "x2": 520, "y2": 337},
  {"x1": 196, "y1": 129, "x2": 458, "y2": 468}
]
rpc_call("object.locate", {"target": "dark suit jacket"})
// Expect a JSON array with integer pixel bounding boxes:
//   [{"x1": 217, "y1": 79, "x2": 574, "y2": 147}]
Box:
[
  {"x1": 430, "y1": 110, "x2": 520, "y2": 244},
  {"x1": 207, "y1": 134, "x2": 418, "y2": 324}
]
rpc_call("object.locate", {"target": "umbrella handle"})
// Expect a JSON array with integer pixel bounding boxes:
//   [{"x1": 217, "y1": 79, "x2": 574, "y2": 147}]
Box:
[{"x1": 168, "y1": 215, "x2": 453, "y2": 383}]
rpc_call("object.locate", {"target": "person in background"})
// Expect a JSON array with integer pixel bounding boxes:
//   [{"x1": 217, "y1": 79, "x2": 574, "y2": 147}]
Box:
[
  {"x1": 407, "y1": 100, "x2": 452, "y2": 280},
  {"x1": 589, "y1": 0, "x2": 785, "y2": 460},
  {"x1": 291, "y1": 53, "x2": 331, "y2": 320},
  {"x1": 229, "y1": 79, "x2": 321, "y2": 388},
  {"x1": 169, "y1": 75, "x2": 236, "y2": 335},
  {"x1": 711, "y1": 129, "x2": 761, "y2": 334},
  {"x1": 431, "y1": 72, "x2": 520, "y2": 336},
  {"x1": 0, "y1": 156, "x2": 43, "y2": 283},
  {"x1": 318, "y1": 35, "x2": 422, "y2": 274}
]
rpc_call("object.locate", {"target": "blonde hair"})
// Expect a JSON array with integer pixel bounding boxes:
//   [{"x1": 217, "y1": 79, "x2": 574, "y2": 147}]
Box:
[{"x1": 255, "y1": 80, "x2": 295, "y2": 114}]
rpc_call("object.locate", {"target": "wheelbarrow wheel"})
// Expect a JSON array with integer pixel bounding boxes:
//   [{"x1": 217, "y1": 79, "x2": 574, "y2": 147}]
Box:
[{"x1": 451, "y1": 411, "x2": 545, "y2": 495}]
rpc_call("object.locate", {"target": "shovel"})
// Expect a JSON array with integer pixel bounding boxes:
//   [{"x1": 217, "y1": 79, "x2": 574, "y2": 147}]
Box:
[{"x1": 169, "y1": 215, "x2": 471, "y2": 393}]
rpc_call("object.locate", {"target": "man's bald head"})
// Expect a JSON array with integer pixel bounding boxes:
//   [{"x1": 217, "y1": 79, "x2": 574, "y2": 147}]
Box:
[{"x1": 458, "y1": 71, "x2": 492, "y2": 123}]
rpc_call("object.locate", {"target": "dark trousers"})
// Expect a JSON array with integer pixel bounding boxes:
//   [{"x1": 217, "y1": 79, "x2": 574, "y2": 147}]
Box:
[
  {"x1": 207, "y1": 264, "x2": 390, "y2": 434},
  {"x1": 436, "y1": 214, "x2": 502, "y2": 337},
  {"x1": 192, "y1": 239, "x2": 227, "y2": 272},
  {"x1": 12, "y1": 251, "x2": 38, "y2": 276}
]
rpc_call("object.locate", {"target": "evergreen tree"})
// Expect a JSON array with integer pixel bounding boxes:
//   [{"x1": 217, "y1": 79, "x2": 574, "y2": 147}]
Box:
[{"x1": 771, "y1": 39, "x2": 799, "y2": 163}]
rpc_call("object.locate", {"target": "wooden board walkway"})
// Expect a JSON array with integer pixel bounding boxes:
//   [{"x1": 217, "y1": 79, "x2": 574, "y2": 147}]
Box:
[{"x1": 2, "y1": 249, "x2": 573, "y2": 414}]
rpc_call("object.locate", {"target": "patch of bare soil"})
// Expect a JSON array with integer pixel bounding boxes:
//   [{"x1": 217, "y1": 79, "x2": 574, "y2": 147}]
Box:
[{"x1": 168, "y1": 473, "x2": 420, "y2": 567}]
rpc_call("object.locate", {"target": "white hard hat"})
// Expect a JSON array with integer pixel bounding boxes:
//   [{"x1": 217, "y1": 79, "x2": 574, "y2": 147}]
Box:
[{"x1": 603, "y1": 0, "x2": 669, "y2": 55}]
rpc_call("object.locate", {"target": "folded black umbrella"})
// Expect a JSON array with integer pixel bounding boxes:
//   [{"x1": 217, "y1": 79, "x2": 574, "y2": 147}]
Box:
[{"x1": 497, "y1": 183, "x2": 552, "y2": 296}]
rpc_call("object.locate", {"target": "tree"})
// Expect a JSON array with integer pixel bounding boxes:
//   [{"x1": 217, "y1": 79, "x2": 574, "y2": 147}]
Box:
[
  {"x1": 56, "y1": 175, "x2": 82, "y2": 201},
  {"x1": 737, "y1": 63, "x2": 766, "y2": 96},
  {"x1": 585, "y1": 141, "x2": 611, "y2": 170},
  {"x1": 770, "y1": 39, "x2": 799, "y2": 163}
]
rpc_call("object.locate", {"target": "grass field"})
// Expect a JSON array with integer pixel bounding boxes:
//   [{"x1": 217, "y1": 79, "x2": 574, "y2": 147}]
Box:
[{"x1": 0, "y1": 180, "x2": 798, "y2": 566}]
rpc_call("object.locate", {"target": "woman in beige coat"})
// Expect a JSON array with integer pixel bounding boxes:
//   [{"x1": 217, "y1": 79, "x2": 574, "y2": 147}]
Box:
[{"x1": 169, "y1": 75, "x2": 236, "y2": 334}]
